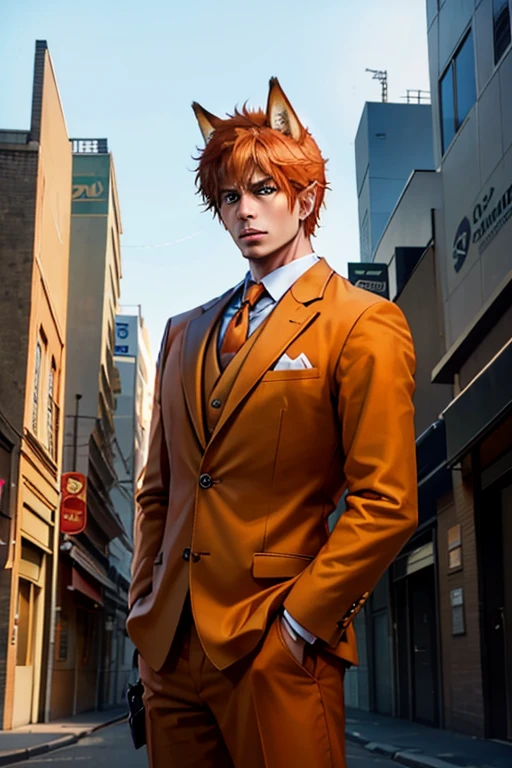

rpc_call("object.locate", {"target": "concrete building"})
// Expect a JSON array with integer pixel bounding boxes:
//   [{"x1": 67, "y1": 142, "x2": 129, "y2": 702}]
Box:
[
  {"x1": 427, "y1": 0, "x2": 512, "y2": 739},
  {"x1": 347, "y1": 0, "x2": 512, "y2": 741},
  {"x1": 0, "y1": 41, "x2": 71, "y2": 728},
  {"x1": 51, "y1": 138, "x2": 128, "y2": 719},
  {"x1": 355, "y1": 102, "x2": 435, "y2": 262},
  {"x1": 106, "y1": 309, "x2": 154, "y2": 706}
]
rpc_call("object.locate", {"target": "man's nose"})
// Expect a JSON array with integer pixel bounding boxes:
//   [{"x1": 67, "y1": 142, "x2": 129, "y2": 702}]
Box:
[{"x1": 237, "y1": 192, "x2": 255, "y2": 220}]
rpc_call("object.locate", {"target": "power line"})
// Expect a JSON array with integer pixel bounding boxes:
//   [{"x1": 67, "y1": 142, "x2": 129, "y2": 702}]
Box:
[{"x1": 122, "y1": 232, "x2": 201, "y2": 250}]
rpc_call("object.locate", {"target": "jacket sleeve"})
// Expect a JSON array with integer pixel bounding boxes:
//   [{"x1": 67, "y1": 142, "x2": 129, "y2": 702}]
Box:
[
  {"x1": 283, "y1": 300, "x2": 418, "y2": 647},
  {"x1": 129, "y1": 320, "x2": 172, "y2": 609}
]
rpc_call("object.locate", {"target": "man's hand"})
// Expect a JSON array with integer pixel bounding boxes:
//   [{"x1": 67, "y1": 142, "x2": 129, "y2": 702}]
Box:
[{"x1": 280, "y1": 615, "x2": 307, "y2": 665}]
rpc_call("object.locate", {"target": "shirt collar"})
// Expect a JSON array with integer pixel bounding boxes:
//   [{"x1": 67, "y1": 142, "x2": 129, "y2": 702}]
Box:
[{"x1": 245, "y1": 253, "x2": 320, "y2": 303}]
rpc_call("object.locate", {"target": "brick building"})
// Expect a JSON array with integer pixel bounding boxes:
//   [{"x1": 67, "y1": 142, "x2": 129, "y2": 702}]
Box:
[{"x1": 0, "y1": 41, "x2": 71, "y2": 728}]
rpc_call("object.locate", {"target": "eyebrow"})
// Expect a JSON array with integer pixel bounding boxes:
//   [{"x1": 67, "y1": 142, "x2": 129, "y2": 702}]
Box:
[{"x1": 219, "y1": 177, "x2": 275, "y2": 195}]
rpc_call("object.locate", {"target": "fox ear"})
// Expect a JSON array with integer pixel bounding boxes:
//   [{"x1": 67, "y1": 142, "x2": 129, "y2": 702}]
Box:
[
  {"x1": 266, "y1": 77, "x2": 304, "y2": 142},
  {"x1": 192, "y1": 102, "x2": 222, "y2": 143}
]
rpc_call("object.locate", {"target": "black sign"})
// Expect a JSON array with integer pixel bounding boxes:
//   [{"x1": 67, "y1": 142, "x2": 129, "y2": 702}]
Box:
[{"x1": 348, "y1": 263, "x2": 389, "y2": 299}]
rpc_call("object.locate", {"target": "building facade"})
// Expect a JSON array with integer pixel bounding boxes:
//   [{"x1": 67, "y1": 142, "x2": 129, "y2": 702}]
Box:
[
  {"x1": 0, "y1": 41, "x2": 71, "y2": 728},
  {"x1": 50, "y1": 139, "x2": 127, "y2": 719},
  {"x1": 355, "y1": 102, "x2": 435, "y2": 262},
  {"x1": 427, "y1": 0, "x2": 512, "y2": 739},
  {"x1": 108, "y1": 310, "x2": 154, "y2": 706},
  {"x1": 347, "y1": 0, "x2": 512, "y2": 740}
]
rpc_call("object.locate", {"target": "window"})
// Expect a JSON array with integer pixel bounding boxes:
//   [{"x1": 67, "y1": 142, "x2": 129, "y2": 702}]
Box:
[
  {"x1": 47, "y1": 360, "x2": 59, "y2": 460},
  {"x1": 440, "y1": 30, "x2": 477, "y2": 153},
  {"x1": 493, "y1": 0, "x2": 511, "y2": 64},
  {"x1": 32, "y1": 342, "x2": 42, "y2": 433}
]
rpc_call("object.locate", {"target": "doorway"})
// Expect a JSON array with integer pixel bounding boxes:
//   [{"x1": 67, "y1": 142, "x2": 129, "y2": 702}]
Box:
[
  {"x1": 392, "y1": 536, "x2": 440, "y2": 727},
  {"x1": 409, "y1": 566, "x2": 439, "y2": 725},
  {"x1": 13, "y1": 579, "x2": 41, "y2": 727},
  {"x1": 479, "y1": 478, "x2": 512, "y2": 739}
]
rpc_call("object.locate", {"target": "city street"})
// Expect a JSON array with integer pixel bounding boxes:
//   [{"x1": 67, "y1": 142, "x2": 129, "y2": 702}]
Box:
[
  {"x1": 2, "y1": 0, "x2": 512, "y2": 756},
  {"x1": 10, "y1": 721, "x2": 396, "y2": 768}
]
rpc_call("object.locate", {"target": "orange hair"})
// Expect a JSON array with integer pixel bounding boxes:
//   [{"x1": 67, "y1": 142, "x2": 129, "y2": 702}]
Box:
[{"x1": 195, "y1": 106, "x2": 328, "y2": 238}]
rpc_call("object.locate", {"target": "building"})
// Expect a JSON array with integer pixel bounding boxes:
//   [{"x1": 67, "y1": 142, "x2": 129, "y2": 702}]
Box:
[
  {"x1": 355, "y1": 101, "x2": 435, "y2": 262},
  {"x1": 0, "y1": 41, "x2": 71, "y2": 728},
  {"x1": 107, "y1": 309, "x2": 154, "y2": 707},
  {"x1": 426, "y1": 0, "x2": 512, "y2": 739},
  {"x1": 347, "y1": 0, "x2": 512, "y2": 740},
  {"x1": 50, "y1": 138, "x2": 128, "y2": 719}
]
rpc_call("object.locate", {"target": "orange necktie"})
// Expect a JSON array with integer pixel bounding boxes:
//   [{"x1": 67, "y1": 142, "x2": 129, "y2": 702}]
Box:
[{"x1": 221, "y1": 282, "x2": 266, "y2": 357}]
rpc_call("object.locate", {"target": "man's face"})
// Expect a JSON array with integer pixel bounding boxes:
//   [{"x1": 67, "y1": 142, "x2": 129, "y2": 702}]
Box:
[{"x1": 219, "y1": 169, "x2": 301, "y2": 261}]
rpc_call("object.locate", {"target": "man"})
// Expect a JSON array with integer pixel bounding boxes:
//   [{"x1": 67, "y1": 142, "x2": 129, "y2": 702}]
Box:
[{"x1": 127, "y1": 78, "x2": 417, "y2": 768}]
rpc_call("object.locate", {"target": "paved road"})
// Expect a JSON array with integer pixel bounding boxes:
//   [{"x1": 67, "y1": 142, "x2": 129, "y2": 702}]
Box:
[{"x1": 12, "y1": 721, "x2": 396, "y2": 767}]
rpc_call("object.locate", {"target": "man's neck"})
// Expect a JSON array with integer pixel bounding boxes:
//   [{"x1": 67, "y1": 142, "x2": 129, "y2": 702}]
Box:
[{"x1": 248, "y1": 232, "x2": 314, "y2": 282}]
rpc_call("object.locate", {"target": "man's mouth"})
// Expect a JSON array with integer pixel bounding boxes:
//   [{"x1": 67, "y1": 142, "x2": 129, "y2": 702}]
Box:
[{"x1": 239, "y1": 228, "x2": 266, "y2": 241}]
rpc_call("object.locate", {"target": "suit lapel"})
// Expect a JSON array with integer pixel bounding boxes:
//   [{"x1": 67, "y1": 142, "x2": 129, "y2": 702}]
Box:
[
  {"x1": 181, "y1": 284, "x2": 241, "y2": 449},
  {"x1": 210, "y1": 259, "x2": 334, "y2": 444}
]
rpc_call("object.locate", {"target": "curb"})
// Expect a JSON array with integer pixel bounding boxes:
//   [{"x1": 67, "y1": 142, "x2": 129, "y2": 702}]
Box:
[
  {"x1": 0, "y1": 712, "x2": 128, "y2": 767},
  {"x1": 345, "y1": 730, "x2": 472, "y2": 768}
]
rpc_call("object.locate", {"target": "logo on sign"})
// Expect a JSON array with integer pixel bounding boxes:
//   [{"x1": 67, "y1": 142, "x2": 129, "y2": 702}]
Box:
[
  {"x1": 60, "y1": 472, "x2": 87, "y2": 535},
  {"x1": 116, "y1": 323, "x2": 129, "y2": 340},
  {"x1": 452, "y1": 217, "x2": 471, "y2": 273},
  {"x1": 71, "y1": 181, "x2": 105, "y2": 201},
  {"x1": 354, "y1": 279, "x2": 387, "y2": 294},
  {"x1": 453, "y1": 180, "x2": 512, "y2": 272}
]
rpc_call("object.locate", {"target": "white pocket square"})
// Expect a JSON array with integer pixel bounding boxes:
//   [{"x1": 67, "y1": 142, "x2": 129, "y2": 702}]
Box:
[{"x1": 274, "y1": 352, "x2": 314, "y2": 371}]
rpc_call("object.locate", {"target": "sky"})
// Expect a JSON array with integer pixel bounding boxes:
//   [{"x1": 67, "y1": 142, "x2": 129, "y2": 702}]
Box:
[{"x1": 0, "y1": 0, "x2": 430, "y2": 355}]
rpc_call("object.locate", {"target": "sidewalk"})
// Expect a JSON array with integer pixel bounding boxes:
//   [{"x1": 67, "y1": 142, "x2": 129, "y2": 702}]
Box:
[
  {"x1": 0, "y1": 708, "x2": 128, "y2": 766},
  {"x1": 346, "y1": 708, "x2": 512, "y2": 768}
]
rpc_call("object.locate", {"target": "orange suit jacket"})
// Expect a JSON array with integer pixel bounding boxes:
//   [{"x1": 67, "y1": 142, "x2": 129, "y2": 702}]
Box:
[{"x1": 127, "y1": 258, "x2": 418, "y2": 671}]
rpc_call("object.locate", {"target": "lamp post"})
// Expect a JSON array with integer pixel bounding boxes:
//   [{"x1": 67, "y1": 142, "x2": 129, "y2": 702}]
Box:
[{"x1": 72, "y1": 394, "x2": 82, "y2": 472}]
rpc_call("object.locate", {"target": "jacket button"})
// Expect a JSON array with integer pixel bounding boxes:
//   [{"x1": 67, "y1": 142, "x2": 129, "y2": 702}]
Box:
[
  {"x1": 182, "y1": 547, "x2": 191, "y2": 561},
  {"x1": 199, "y1": 473, "x2": 213, "y2": 489},
  {"x1": 211, "y1": 399, "x2": 221, "y2": 409}
]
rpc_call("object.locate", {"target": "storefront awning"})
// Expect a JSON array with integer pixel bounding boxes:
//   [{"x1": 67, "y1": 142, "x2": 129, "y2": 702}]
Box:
[
  {"x1": 69, "y1": 545, "x2": 117, "y2": 591},
  {"x1": 70, "y1": 567, "x2": 103, "y2": 605},
  {"x1": 415, "y1": 420, "x2": 451, "y2": 525},
  {"x1": 443, "y1": 340, "x2": 512, "y2": 467}
]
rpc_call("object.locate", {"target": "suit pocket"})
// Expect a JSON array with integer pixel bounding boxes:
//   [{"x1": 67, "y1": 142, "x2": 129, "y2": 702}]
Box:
[
  {"x1": 252, "y1": 552, "x2": 313, "y2": 579},
  {"x1": 262, "y1": 367, "x2": 319, "y2": 382}
]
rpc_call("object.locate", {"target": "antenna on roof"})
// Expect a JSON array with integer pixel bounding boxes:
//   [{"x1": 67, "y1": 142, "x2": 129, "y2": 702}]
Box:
[{"x1": 366, "y1": 69, "x2": 388, "y2": 103}]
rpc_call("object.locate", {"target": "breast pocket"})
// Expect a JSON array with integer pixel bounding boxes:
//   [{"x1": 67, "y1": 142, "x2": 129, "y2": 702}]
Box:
[{"x1": 262, "y1": 367, "x2": 319, "y2": 382}]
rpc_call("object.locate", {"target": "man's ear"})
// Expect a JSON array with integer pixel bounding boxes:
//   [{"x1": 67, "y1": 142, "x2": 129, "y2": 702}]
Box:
[
  {"x1": 298, "y1": 182, "x2": 318, "y2": 221},
  {"x1": 266, "y1": 77, "x2": 305, "y2": 142},
  {"x1": 192, "y1": 102, "x2": 222, "y2": 143}
]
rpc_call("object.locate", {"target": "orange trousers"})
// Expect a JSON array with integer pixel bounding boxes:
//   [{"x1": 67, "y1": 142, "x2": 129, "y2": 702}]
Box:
[{"x1": 139, "y1": 606, "x2": 347, "y2": 768}]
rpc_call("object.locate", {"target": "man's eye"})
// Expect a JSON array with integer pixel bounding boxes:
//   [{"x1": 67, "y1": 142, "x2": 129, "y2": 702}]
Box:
[
  {"x1": 258, "y1": 185, "x2": 277, "y2": 196},
  {"x1": 223, "y1": 192, "x2": 239, "y2": 205}
]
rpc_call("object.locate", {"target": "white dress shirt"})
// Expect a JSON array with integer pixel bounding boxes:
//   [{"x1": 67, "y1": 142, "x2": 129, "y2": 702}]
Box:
[
  {"x1": 218, "y1": 253, "x2": 320, "y2": 349},
  {"x1": 218, "y1": 252, "x2": 320, "y2": 645}
]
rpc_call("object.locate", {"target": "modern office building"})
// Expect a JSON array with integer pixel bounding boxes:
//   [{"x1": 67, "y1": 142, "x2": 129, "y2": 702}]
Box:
[
  {"x1": 107, "y1": 309, "x2": 154, "y2": 706},
  {"x1": 347, "y1": 0, "x2": 512, "y2": 740},
  {"x1": 51, "y1": 138, "x2": 128, "y2": 719},
  {"x1": 0, "y1": 41, "x2": 72, "y2": 728},
  {"x1": 427, "y1": 0, "x2": 512, "y2": 739},
  {"x1": 355, "y1": 102, "x2": 435, "y2": 262}
]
